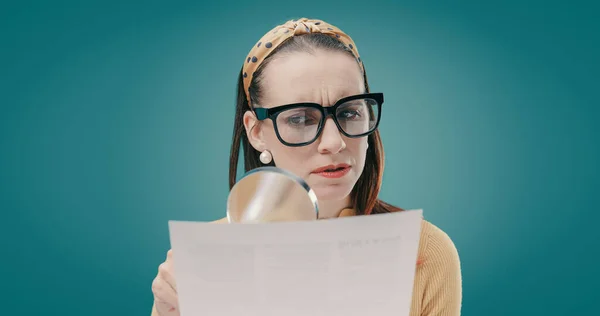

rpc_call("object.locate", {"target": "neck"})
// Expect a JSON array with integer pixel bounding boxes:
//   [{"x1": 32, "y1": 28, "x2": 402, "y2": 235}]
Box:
[{"x1": 316, "y1": 196, "x2": 353, "y2": 219}]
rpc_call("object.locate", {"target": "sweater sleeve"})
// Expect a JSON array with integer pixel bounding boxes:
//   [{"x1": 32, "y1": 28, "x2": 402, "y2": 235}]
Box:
[{"x1": 417, "y1": 222, "x2": 463, "y2": 316}]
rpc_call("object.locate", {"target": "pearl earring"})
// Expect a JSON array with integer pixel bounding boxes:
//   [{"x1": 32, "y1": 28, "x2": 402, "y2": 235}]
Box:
[{"x1": 259, "y1": 150, "x2": 272, "y2": 164}]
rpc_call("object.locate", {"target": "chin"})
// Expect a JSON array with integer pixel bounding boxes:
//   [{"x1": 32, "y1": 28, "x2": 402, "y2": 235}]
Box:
[{"x1": 311, "y1": 182, "x2": 355, "y2": 201}]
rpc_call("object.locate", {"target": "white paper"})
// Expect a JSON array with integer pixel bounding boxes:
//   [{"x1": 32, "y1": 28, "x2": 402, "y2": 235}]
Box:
[{"x1": 168, "y1": 209, "x2": 423, "y2": 316}]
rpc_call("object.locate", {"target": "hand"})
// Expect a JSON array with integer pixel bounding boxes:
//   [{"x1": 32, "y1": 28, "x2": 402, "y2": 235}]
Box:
[
  {"x1": 151, "y1": 249, "x2": 179, "y2": 316},
  {"x1": 151, "y1": 218, "x2": 227, "y2": 315}
]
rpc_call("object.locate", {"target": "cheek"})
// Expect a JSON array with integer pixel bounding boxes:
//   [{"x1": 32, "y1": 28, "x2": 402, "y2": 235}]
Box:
[
  {"x1": 348, "y1": 137, "x2": 369, "y2": 157},
  {"x1": 264, "y1": 136, "x2": 314, "y2": 174},
  {"x1": 270, "y1": 144, "x2": 313, "y2": 169},
  {"x1": 347, "y1": 138, "x2": 369, "y2": 173},
  {"x1": 261, "y1": 125, "x2": 279, "y2": 145}
]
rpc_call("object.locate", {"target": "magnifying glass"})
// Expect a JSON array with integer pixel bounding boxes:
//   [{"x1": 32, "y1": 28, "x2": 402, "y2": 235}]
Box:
[{"x1": 226, "y1": 167, "x2": 319, "y2": 223}]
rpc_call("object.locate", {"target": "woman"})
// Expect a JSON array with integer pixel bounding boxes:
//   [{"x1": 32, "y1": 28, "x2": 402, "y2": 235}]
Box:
[{"x1": 151, "y1": 17, "x2": 462, "y2": 316}]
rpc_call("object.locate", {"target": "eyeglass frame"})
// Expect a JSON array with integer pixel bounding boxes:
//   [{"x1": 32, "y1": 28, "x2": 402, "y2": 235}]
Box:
[{"x1": 253, "y1": 92, "x2": 384, "y2": 147}]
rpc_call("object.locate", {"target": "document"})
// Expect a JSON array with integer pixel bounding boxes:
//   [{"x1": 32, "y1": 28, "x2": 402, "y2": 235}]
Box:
[{"x1": 168, "y1": 209, "x2": 423, "y2": 316}]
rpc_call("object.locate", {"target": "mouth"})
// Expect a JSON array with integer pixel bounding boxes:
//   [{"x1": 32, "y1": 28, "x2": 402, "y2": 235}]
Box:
[{"x1": 311, "y1": 164, "x2": 352, "y2": 178}]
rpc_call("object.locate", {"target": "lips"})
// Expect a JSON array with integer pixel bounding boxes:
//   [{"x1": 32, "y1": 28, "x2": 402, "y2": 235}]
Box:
[{"x1": 312, "y1": 163, "x2": 351, "y2": 174}]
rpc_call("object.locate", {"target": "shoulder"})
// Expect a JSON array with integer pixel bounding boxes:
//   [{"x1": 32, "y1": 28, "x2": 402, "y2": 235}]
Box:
[
  {"x1": 413, "y1": 219, "x2": 462, "y2": 315},
  {"x1": 418, "y1": 220, "x2": 461, "y2": 265}
]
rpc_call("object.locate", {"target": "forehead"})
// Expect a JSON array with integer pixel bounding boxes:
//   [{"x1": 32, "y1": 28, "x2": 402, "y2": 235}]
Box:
[{"x1": 259, "y1": 50, "x2": 364, "y2": 107}]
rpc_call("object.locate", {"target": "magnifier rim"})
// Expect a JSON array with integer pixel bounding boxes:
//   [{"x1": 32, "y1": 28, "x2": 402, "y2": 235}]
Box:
[{"x1": 228, "y1": 166, "x2": 319, "y2": 222}]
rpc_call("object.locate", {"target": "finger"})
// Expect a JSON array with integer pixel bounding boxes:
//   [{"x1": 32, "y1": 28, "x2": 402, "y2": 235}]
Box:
[
  {"x1": 152, "y1": 276, "x2": 179, "y2": 307},
  {"x1": 158, "y1": 262, "x2": 178, "y2": 292},
  {"x1": 165, "y1": 250, "x2": 177, "y2": 288},
  {"x1": 155, "y1": 300, "x2": 179, "y2": 316},
  {"x1": 166, "y1": 249, "x2": 177, "y2": 284}
]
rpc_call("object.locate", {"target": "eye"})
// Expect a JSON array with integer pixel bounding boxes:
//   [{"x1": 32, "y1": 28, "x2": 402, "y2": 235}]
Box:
[
  {"x1": 338, "y1": 108, "x2": 362, "y2": 120},
  {"x1": 283, "y1": 111, "x2": 319, "y2": 126},
  {"x1": 287, "y1": 115, "x2": 306, "y2": 125}
]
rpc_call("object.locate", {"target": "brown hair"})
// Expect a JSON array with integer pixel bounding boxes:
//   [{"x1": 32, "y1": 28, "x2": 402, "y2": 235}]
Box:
[{"x1": 228, "y1": 33, "x2": 403, "y2": 215}]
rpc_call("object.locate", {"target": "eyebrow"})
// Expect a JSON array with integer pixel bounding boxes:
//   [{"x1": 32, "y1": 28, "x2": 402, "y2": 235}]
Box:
[{"x1": 291, "y1": 90, "x2": 365, "y2": 106}]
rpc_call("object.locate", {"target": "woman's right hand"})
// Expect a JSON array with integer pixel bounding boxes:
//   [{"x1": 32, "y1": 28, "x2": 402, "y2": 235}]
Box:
[{"x1": 151, "y1": 249, "x2": 180, "y2": 316}]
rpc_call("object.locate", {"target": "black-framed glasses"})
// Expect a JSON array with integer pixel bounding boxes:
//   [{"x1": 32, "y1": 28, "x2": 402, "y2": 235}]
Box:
[{"x1": 254, "y1": 93, "x2": 383, "y2": 147}]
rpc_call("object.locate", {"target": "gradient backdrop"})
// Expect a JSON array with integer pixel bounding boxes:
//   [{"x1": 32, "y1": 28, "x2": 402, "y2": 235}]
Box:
[{"x1": 1, "y1": 0, "x2": 598, "y2": 315}]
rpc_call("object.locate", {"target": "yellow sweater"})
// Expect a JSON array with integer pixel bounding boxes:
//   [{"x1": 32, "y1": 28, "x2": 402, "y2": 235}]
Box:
[
  {"x1": 409, "y1": 219, "x2": 462, "y2": 315},
  {"x1": 151, "y1": 215, "x2": 462, "y2": 316}
]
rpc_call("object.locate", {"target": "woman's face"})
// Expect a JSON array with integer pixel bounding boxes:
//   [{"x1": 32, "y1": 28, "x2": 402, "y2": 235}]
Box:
[{"x1": 244, "y1": 50, "x2": 368, "y2": 204}]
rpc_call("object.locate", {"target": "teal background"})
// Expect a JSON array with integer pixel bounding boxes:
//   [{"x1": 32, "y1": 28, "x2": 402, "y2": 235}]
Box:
[{"x1": 1, "y1": 0, "x2": 598, "y2": 315}]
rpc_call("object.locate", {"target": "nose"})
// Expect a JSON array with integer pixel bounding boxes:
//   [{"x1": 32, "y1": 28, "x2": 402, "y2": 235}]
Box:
[{"x1": 317, "y1": 118, "x2": 346, "y2": 154}]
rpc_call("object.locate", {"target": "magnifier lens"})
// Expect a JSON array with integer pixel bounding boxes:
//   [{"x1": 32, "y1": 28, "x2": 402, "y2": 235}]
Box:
[{"x1": 226, "y1": 167, "x2": 319, "y2": 223}]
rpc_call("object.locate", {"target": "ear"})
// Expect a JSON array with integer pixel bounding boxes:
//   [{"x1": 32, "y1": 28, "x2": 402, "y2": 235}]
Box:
[{"x1": 243, "y1": 110, "x2": 266, "y2": 152}]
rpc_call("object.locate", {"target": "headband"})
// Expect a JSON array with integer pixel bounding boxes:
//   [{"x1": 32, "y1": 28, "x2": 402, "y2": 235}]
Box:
[{"x1": 242, "y1": 17, "x2": 364, "y2": 107}]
